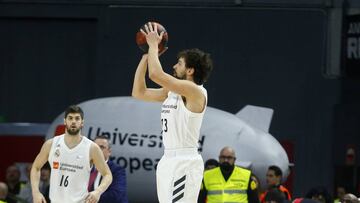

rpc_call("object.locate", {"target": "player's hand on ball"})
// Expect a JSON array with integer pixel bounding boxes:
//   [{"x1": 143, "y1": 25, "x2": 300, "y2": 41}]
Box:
[
  {"x1": 136, "y1": 22, "x2": 168, "y2": 54},
  {"x1": 141, "y1": 22, "x2": 164, "y2": 49}
]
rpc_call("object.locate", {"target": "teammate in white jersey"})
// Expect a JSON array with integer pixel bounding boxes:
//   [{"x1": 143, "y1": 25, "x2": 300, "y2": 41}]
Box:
[
  {"x1": 30, "y1": 105, "x2": 113, "y2": 203},
  {"x1": 132, "y1": 22, "x2": 213, "y2": 202}
]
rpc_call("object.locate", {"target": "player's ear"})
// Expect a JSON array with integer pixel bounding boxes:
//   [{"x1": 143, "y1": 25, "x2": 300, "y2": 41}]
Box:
[{"x1": 187, "y1": 67, "x2": 194, "y2": 75}]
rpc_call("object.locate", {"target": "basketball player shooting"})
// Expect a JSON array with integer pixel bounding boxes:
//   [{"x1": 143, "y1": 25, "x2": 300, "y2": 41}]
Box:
[{"x1": 132, "y1": 22, "x2": 213, "y2": 202}]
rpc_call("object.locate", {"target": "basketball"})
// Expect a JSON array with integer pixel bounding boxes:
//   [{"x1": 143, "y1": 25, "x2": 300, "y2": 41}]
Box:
[{"x1": 136, "y1": 22, "x2": 168, "y2": 53}]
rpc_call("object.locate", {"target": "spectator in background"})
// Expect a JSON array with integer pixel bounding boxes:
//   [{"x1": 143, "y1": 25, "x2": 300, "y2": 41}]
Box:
[
  {"x1": 89, "y1": 135, "x2": 128, "y2": 203},
  {"x1": 305, "y1": 186, "x2": 332, "y2": 203},
  {"x1": 198, "y1": 146, "x2": 259, "y2": 203},
  {"x1": 264, "y1": 188, "x2": 286, "y2": 203},
  {"x1": 293, "y1": 198, "x2": 319, "y2": 203},
  {"x1": 18, "y1": 163, "x2": 50, "y2": 203},
  {"x1": 39, "y1": 163, "x2": 51, "y2": 202},
  {"x1": 252, "y1": 173, "x2": 263, "y2": 198},
  {"x1": 18, "y1": 163, "x2": 33, "y2": 203},
  {"x1": 342, "y1": 193, "x2": 360, "y2": 203},
  {"x1": 0, "y1": 182, "x2": 8, "y2": 203},
  {"x1": 5, "y1": 165, "x2": 25, "y2": 203},
  {"x1": 260, "y1": 165, "x2": 291, "y2": 203},
  {"x1": 334, "y1": 185, "x2": 347, "y2": 203},
  {"x1": 204, "y1": 159, "x2": 219, "y2": 171}
]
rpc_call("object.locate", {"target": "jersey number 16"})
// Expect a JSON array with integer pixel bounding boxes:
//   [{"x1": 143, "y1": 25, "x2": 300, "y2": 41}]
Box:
[{"x1": 59, "y1": 175, "x2": 69, "y2": 187}]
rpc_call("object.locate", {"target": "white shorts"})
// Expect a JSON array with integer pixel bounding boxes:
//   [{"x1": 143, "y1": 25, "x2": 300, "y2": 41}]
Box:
[{"x1": 156, "y1": 148, "x2": 204, "y2": 203}]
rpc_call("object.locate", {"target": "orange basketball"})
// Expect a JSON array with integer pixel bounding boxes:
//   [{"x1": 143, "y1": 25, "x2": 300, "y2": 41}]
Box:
[{"x1": 136, "y1": 22, "x2": 168, "y2": 53}]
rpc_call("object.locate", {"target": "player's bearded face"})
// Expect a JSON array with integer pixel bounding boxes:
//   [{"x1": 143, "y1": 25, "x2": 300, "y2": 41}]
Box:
[
  {"x1": 173, "y1": 57, "x2": 187, "y2": 80},
  {"x1": 66, "y1": 124, "x2": 81, "y2": 135},
  {"x1": 173, "y1": 70, "x2": 186, "y2": 80},
  {"x1": 64, "y1": 113, "x2": 83, "y2": 136}
]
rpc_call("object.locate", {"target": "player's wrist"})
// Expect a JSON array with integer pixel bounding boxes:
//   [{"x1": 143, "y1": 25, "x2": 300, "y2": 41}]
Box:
[
  {"x1": 32, "y1": 189, "x2": 42, "y2": 196},
  {"x1": 148, "y1": 47, "x2": 159, "y2": 56}
]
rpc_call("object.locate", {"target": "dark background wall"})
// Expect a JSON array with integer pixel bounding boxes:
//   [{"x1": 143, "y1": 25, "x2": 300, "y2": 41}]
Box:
[{"x1": 1, "y1": 0, "x2": 360, "y2": 198}]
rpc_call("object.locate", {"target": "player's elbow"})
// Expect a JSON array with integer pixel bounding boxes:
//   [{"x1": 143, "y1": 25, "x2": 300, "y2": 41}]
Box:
[
  {"x1": 131, "y1": 89, "x2": 139, "y2": 98},
  {"x1": 131, "y1": 86, "x2": 144, "y2": 99}
]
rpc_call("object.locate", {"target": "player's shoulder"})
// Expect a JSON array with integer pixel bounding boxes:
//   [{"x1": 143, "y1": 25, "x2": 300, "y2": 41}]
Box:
[
  {"x1": 47, "y1": 134, "x2": 65, "y2": 145},
  {"x1": 44, "y1": 137, "x2": 54, "y2": 146},
  {"x1": 89, "y1": 140, "x2": 102, "y2": 154}
]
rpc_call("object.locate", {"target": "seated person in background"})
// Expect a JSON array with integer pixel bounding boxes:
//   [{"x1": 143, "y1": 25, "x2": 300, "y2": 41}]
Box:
[
  {"x1": 39, "y1": 163, "x2": 51, "y2": 203},
  {"x1": 264, "y1": 188, "x2": 286, "y2": 203},
  {"x1": 18, "y1": 163, "x2": 33, "y2": 203},
  {"x1": 19, "y1": 163, "x2": 51, "y2": 203},
  {"x1": 89, "y1": 135, "x2": 128, "y2": 203},
  {"x1": 342, "y1": 193, "x2": 360, "y2": 203},
  {"x1": 5, "y1": 165, "x2": 26, "y2": 203},
  {"x1": 204, "y1": 159, "x2": 219, "y2": 171},
  {"x1": 260, "y1": 165, "x2": 291, "y2": 203},
  {"x1": 333, "y1": 185, "x2": 346, "y2": 203},
  {"x1": 305, "y1": 186, "x2": 332, "y2": 203},
  {"x1": 0, "y1": 182, "x2": 8, "y2": 203},
  {"x1": 305, "y1": 186, "x2": 334, "y2": 203},
  {"x1": 293, "y1": 198, "x2": 320, "y2": 203}
]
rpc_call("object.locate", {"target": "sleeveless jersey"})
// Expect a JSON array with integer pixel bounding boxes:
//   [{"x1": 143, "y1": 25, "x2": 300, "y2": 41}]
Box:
[
  {"x1": 48, "y1": 134, "x2": 92, "y2": 203},
  {"x1": 161, "y1": 85, "x2": 207, "y2": 149}
]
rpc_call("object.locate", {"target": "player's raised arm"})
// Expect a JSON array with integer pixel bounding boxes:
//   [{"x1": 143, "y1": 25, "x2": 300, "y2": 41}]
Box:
[{"x1": 132, "y1": 54, "x2": 168, "y2": 102}]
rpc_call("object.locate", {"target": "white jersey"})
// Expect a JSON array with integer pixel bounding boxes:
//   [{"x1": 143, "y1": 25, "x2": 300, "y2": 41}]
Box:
[
  {"x1": 48, "y1": 134, "x2": 92, "y2": 203},
  {"x1": 161, "y1": 85, "x2": 207, "y2": 149}
]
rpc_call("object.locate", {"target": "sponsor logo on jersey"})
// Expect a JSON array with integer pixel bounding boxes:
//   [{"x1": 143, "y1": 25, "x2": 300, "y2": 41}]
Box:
[
  {"x1": 53, "y1": 161, "x2": 59, "y2": 169},
  {"x1": 55, "y1": 149, "x2": 60, "y2": 157}
]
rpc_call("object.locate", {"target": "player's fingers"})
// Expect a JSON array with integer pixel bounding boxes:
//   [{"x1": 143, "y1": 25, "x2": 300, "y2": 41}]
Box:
[
  {"x1": 147, "y1": 22, "x2": 152, "y2": 32},
  {"x1": 144, "y1": 24, "x2": 150, "y2": 33},
  {"x1": 159, "y1": 31, "x2": 164, "y2": 39},
  {"x1": 154, "y1": 23, "x2": 158, "y2": 34},
  {"x1": 140, "y1": 29, "x2": 147, "y2": 36},
  {"x1": 148, "y1": 22, "x2": 153, "y2": 32}
]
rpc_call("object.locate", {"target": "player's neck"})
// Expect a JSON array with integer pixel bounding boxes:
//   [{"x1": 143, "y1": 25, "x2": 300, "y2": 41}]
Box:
[
  {"x1": 186, "y1": 75, "x2": 195, "y2": 83},
  {"x1": 64, "y1": 133, "x2": 83, "y2": 149}
]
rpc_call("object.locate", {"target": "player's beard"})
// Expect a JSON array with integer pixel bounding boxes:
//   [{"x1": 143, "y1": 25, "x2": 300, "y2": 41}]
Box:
[
  {"x1": 173, "y1": 71, "x2": 186, "y2": 80},
  {"x1": 66, "y1": 125, "x2": 81, "y2": 136}
]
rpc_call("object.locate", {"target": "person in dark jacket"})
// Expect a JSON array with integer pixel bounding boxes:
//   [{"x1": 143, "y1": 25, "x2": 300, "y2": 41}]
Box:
[{"x1": 89, "y1": 135, "x2": 128, "y2": 203}]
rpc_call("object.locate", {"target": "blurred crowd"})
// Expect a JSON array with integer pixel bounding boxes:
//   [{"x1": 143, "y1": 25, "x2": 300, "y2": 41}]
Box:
[{"x1": 1, "y1": 145, "x2": 359, "y2": 203}]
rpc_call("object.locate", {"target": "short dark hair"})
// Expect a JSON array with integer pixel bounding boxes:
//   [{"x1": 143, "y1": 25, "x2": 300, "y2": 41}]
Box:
[
  {"x1": 269, "y1": 165, "x2": 283, "y2": 177},
  {"x1": 177, "y1": 48, "x2": 213, "y2": 85},
  {"x1": 64, "y1": 105, "x2": 84, "y2": 119},
  {"x1": 205, "y1": 159, "x2": 219, "y2": 168},
  {"x1": 94, "y1": 135, "x2": 111, "y2": 149}
]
